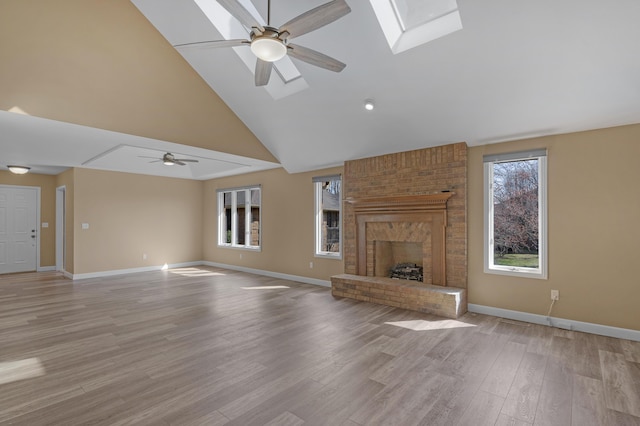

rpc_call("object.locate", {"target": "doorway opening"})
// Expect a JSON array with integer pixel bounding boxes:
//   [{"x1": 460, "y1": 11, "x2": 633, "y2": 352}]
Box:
[{"x1": 56, "y1": 185, "x2": 66, "y2": 273}]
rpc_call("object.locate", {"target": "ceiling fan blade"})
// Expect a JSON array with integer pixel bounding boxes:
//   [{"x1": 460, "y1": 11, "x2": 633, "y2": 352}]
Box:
[
  {"x1": 175, "y1": 160, "x2": 187, "y2": 166},
  {"x1": 279, "y1": 0, "x2": 351, "y2": 40},
  {"x1": 216, "y1": 0, "x2": 264, "y2": 33},
  {"x1": 173, "y1": 39, "x2": 249, "y2": 50},
  {"x1": 255, "y1": 59, "x2": 273, "y2": 86},
  {"x1": 138, "y1": 156, "x2": 160, "y2": 159},
  {"x1": 148, "y1": 160, "x2": 162, "y2": 163},
  {"x1": 287, "y1": 44, "x2": 346, "y2": 72},
  {"x1": 175, "y1": 159, "x2": 199, "y2": 163}
]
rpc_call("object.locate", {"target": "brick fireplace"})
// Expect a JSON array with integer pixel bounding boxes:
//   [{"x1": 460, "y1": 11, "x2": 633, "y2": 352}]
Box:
[
  {"x1": 351, "y1": 193, "x2": 451, "y2": 284},
  {"x1": 331, "y1": 143, "x2": 467, "y2": 318}
]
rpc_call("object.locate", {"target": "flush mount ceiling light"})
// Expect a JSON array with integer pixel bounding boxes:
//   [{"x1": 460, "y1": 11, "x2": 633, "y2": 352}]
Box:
[
  {"x1": 8, "y1": 165, "x2": 30, "y2": 175},
  {"x1": 364, "y1": 99, "x2": 375, "y2": 111}
]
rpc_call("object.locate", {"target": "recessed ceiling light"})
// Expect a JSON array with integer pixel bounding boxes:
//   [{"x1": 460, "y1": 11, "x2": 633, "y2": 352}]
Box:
[{"x1": 364, "y1": 99, "x2": 375, "y2": 111}]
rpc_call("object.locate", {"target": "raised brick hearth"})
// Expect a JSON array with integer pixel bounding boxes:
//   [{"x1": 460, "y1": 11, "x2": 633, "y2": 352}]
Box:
[
  {"x1": 332, "y1": 274, "x2": 466, "y2": 319},
  {"x1": 331, "y1": 143, "x2": 468, "y2": 318}
]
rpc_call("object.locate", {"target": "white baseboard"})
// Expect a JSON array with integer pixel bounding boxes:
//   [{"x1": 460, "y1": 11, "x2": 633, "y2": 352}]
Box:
[
  {"x1": 68, "y1": 261, "x2": 331, "y2": 288},
  {"x1": 37, "y1": 266, "x2": 56, "y2": 272},
  {"x1": 70, "y1": 261, "x2": 203, "y2": 280},
  {"x1": 202, "y1": 261, "x2": 331, "y2": 288},
  {"x1": 468, "y1": 303, "x2": 640, "y2": 342}
]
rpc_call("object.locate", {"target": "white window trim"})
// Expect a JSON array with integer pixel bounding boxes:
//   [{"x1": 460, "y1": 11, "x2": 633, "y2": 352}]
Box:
[
  {"x1": 313, "y1": 176, "x2": 342, "y2": 259},
  {"x1": 217, "y1": 186, "x2": 261, "y2": 251},
  {"x1": 483, "y1": 151, "x2": 547, "y2": 279}
]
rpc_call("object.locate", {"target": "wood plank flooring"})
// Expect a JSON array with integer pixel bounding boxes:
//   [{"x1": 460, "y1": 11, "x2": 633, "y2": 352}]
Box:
[{"x1": 1, "y1": 267, "x2": 639, "y2": 425}]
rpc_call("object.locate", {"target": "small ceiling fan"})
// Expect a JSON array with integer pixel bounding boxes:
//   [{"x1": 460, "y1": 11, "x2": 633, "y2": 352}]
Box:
[
  {"x1": 173, "y1": 0, "x2": 351, "y2": 86},
  {"x1": 139, "y1": 152, "x2": 199, "y2": 166}
]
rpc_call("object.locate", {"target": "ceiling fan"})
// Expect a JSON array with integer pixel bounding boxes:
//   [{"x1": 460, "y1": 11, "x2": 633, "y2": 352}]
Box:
[
  {"x1": 173, "y1": 0, "x2": 351, "y2": 86},
  {"x1": 139, "y1": 152, "x2": 199, "y2": 166}
]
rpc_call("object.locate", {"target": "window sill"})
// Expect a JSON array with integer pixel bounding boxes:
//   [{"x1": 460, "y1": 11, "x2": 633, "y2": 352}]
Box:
[
  {"x1": 314, "y1": 252, "x2": 342, "y2": 260},
  {"x1": 484, "y1": 266, "x2": 547, "y2": 280},
  {"x1": 218, "y1": 245, "x2": 262, "y2": 252}
]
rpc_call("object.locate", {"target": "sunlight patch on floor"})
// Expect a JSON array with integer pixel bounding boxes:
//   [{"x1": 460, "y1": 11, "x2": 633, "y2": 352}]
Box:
[
  {"x1": 8, "y1": 106, "x2": 30, "y2": 115},
  {"x1": 241, "y1": 286, "x2": 290, "y2": 290},
  {"x1": 385, "y1": 319, "x2": 476, "y2": 331},
  {"x1": 168, "y1": 267, "x2": 226, "y2": 277},
  {"x1": 0, "y1": 358, "x2": 46, "y2": 385}
]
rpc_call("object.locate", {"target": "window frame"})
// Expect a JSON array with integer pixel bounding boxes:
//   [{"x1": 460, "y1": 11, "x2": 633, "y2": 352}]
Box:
[
  {"x1": 483, "y1": 150, "x2": 547, "y2": 279},
  {"x1": 217, "y1": 185, "x2": 261, "y2": 251},
  {"x1": 313, "y1": 175, "x2": 342, "y2": 259}
]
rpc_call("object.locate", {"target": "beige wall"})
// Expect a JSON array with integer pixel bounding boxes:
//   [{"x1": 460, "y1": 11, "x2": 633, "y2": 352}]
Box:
[
  {"x1": 72, "y1": 168, "x2": 203, "y2": 274},
  {"x1": 0, "y1": 171, "x2": 57, "y2": 268},
  {"x1": 468, "y1": 124, "x2": 640, "y2": 330},
  {"x1": 203, "y1": 167, "x2": 345, "y2": 282},
  {"x1": 0, "y1": 0, "x2": 276, "y2": 163}
]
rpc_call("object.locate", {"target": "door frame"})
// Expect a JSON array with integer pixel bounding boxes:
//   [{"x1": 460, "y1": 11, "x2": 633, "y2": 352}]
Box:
[
  {"x1": 56, "y1": 185, "x2": 66, "y2": 272},
  {"x1": 0, "y1": 184, "x2": 41, "y2": 272}
]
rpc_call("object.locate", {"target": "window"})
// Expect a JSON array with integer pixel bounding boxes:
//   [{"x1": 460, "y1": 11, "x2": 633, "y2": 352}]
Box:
[
  {"x1": 484, "y1": 149, "x2": 547, "y2": 278},
  {"x1": 313, "y1": 175, "x2": 342, "y2": 258},
  {"x1": 218, "y1": 186, "x2": 261, "y2": 249}
]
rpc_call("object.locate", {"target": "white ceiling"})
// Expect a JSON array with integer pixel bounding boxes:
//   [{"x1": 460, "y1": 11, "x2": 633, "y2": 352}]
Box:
[
  {"x1": 0, "y1": 110, "x2": 280, "y2": 178},
  {"x1": 3, "y1": 0, "x2": 640, "y2": 178},
  {"x1": 131, "y1": 0, "x2": 640, "y2": 173}
]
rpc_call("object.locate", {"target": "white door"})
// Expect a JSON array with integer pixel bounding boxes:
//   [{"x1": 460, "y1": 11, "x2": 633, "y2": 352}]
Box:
[{"x1": 0, "y1": 187, "x2": 38, "y2": 274}]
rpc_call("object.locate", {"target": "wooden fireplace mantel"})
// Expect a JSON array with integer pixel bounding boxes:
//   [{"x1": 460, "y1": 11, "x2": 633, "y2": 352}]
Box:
[
  {"x1": 348, "y1": 192, "x2": 453, "y2": 286},
  {"x1": 347, "y1": 193, "x2": 453, "y2": 213}
]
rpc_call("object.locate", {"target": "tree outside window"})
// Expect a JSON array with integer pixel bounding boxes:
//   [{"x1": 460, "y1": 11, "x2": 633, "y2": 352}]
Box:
[{"x1": 484, "y1": 151, "x2": 547, "y2": 278}]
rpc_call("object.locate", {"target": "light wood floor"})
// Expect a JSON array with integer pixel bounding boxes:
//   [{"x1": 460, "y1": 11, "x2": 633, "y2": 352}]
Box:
[{"x1": 1, "y1": 268, "x2": 639, "y2": 426}]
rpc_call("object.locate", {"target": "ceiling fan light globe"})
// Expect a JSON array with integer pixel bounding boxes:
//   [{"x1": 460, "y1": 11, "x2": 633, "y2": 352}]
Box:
[
  {"x1": 251, "y1": 38, "x2": 287, "y2": 62},
  {"x1": 163, "y1": 160, "x2": 175, "y2": 166}
]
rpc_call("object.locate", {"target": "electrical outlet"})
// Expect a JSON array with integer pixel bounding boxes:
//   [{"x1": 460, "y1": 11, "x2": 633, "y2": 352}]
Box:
[
  {"x1": 142, "y1": 253, "x2": 147, "y2": 261},
  {"x1": 551, "y1": 290, "x2": 559, "y2": 301},
  {"x1": 309, "y1": 262, "x2": 313, "y2": 269}
]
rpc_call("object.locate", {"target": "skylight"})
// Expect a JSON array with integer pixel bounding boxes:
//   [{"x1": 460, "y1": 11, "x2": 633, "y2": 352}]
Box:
[{"x1": 369, "y1": 0, "x2": 463, "y2": 54}]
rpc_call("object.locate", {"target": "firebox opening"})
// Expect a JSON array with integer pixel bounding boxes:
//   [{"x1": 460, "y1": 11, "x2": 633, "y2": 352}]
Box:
[{"x1": 374, "y1": 241, "x2": 424, "y2": 281}]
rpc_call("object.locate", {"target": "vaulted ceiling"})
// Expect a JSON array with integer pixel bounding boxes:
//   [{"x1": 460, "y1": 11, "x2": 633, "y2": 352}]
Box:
[{"x1": 2, "y1": 0, "x2": 640, "y2": 177}]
